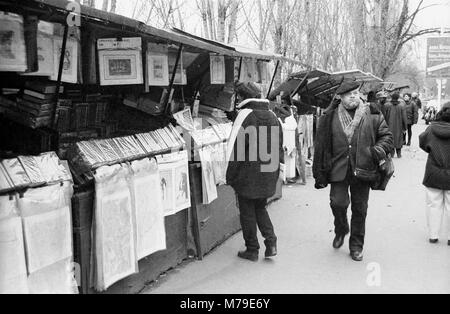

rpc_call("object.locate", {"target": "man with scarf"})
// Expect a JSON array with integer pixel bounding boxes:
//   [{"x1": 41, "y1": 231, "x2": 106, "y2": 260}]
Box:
[{"x1": 313, "y1": 80, "x2": 393, "y2": 262}]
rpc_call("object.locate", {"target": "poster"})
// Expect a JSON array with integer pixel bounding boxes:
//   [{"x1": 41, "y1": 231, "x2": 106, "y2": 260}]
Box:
[
  {"x1": 199, "y1": 147, "x2": 218, "y2": 204},
  {"x1": 0, "y1": 217, "x2": 28, "y2": 294},
  {"x1": 22, "y1": 207, "x2": 72, "y2": 274},
  {"x1": 0, "y1": 15, "x2": 27, "y2": 72},
  {"x1": 157, "y1": 151, "x2": 190, "y2": 216},
  {"x1": 130, "y1": 159, "x2": 166, "y2": 260},
  {"x1": 210, "y1": 54, "x2": 225, "y2": 85},
  {"x1": 51, "y1": 37, "x2": 78, "y2": 84}
]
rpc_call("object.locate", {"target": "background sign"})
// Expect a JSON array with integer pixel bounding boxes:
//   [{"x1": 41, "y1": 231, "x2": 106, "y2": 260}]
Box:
[{"x1": 427, "y1": 37, "x2": 450, "y2": 78}]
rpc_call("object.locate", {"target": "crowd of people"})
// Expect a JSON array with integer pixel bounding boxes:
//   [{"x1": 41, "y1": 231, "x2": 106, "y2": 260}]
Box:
[{"x1": 225, "y1": 81, "x2": 449, "y2": 265}]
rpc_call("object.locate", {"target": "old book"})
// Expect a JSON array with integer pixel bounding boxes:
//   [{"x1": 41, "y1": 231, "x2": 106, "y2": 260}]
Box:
[
  {"x1": 24, "y1": 89, "x2": 56, "y2": 100},
  {"x1": 25, "y1": 81, "x2": 64, "y2": 94},
  {"x1": 17, "y1": 98, "x2": 55, "y2": 111},
  {"x1": 22, "y1": 94, "x2": 56, "y2": 105}
]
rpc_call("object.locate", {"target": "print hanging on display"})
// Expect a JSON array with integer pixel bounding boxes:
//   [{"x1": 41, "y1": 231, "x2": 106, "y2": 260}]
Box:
[
  {"x1": 210, "y1": 54, "x2": 226, "y2": 85},
  {"x1": 97, "y1": 37, "x2": 143, "y2": 86},
  {"x1": 23, "y1": 21, "x2": 54, "y2": 77},
  {"x1": 51, "y1": 37, "x2": 78, "y2": 84},
  {"x1": 240, "y1": 58, "x2": 258, "y2": 82},
  {"x1": 168, "y1": 47, "x2": 187, "y2": 85},
  {"x1": 147, "y1": 43, "x2": 169, "y2": 86},
  {"x1": 0, "y1": 13, "x2": 27, "y2": 72}
]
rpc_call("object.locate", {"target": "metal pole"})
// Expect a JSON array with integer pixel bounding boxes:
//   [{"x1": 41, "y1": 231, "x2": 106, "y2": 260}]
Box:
[
  {"x1": 266, "y1": 60, "x2": 280, "y2": 99},
  {"x1": 52, "y1": 22, "x2": 69, "y2": 130},
  {"x1": 290, "y1": 70, "x2": 312, "y2": 100},
  {"x1": 237, "y1": 57, "x2": 243, "y2": 82},
  {"x1": 165, "y1": 44, "x2": 183, "y2": 115}
]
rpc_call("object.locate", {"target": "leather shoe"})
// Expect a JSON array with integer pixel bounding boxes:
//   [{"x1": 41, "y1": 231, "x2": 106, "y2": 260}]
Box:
[
  {"x1": 333, "y1": 234, "x2": 346, "y2": 249},
  {"x1": 238, "y1": 250, "x2": 258, "y2": 262},
  {"x1": 265, "y1": 246, "x2": 277, "y2": 258},
  {"x1": 350, "y1": 251, "x2": 364, "y2": 262},
  {"x1": 429, "y1": 239, "x2": 439, "y2": 244}
]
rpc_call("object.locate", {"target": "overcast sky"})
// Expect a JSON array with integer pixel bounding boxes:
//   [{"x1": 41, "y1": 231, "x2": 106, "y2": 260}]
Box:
[{"x1": 108, "y1": 0, "x2": 450, "y2": 67}]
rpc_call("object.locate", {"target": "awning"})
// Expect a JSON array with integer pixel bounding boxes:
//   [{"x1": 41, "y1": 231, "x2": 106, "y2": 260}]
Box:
[{"x1": 0, "y1": 0, "x2": 236, "y2": 55}]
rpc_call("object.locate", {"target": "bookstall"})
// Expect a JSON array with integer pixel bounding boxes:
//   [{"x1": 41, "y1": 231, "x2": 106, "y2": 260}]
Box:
[{"x1": 0, "y1": 0, "x2": 301, "y2": 293}]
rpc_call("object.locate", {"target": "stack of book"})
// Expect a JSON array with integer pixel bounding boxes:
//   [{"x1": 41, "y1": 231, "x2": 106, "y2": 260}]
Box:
[{"x1": 14, "y1": 81, "x2": 63, "y2": 128}]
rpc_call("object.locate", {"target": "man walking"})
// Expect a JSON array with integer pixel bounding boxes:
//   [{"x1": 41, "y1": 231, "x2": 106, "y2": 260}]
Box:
[
  {"x1": 313, "y1": 80, "x2": 393, "y2": 262},
  {"x1": 226, "y1": 82, "x2": 284, "y2": 262}
]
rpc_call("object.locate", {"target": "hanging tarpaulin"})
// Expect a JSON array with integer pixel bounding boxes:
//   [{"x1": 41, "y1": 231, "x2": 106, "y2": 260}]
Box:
[
  {"x1": 129, "y1": 159, "x2": 166, "y2": 260},
  {"x1": 147, "y1": 43, "x2": 170, "y2": 86},
  {"x1": 97, "y1": 37, "x2": 144, "y2": 86},
  {"x1": 0, "y1": 12, "x2": 27, "y2": 72},
  {"x1": 157, "y1": 151, "x2": 191, "y2": 217},
  {"x1": 210, "y1": 54, "x2": 226, "y2": 85},
  {"x1": 94, "y1": 164, "x2": 138, "y2": 291},
  {"x1": 18, "y1": 182, "x2": 78, "y2": 294}
]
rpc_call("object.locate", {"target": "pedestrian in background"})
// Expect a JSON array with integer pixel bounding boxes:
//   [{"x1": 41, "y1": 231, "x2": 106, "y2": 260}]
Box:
[
  {"x1": 404, "y1": 93, "x2": 419, "y2": 146},
  {"x1": 376, "y1": 91, "x2": 389, "y2": 119},
  {"x1": 385, "y1": 93, "x2": 408, "y2": 158},
  {"x1": 412, "y1": 92, "x2": 422, "y2": 110},
  {"x1": 313, "y1": 80, "x2": 393, "y2": 262},
  {"x1": 226, "y1": 82, "x2": 283, "y2": 262},
  {"x1": 419, "y1": 102, "x2": 450, "y2": 246}
]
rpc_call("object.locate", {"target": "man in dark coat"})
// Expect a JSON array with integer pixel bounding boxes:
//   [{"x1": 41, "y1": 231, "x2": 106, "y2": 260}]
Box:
[
  {"x1": 385, "y1": 93, "x2": 408, "y2": 158},
  {"x1": 226, "y1": 82, "x2": 284, "y2": 262},
  {"x1": 404, "y1": 93, "x2": 419, "y2": 146},
  {"x1": 419, "y1": 102, "x2": 450, "y2": 245},
  {"x1": 313, "y1": 80, "x2": 393, "y2": 262}
]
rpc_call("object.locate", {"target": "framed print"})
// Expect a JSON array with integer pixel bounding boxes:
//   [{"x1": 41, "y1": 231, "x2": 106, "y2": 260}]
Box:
[
  {"x1": 51, "y1": 37, "x2": 78, "y2": 84},
  {"x1": 98, "y1": 50, "x2": 143, "y2": 86},
  {"x1": 147, "y1": 54, "x2": 169, "y2": 86},
  {"x1": 98, "y1": 37, "x2": 143, "y2": 86},
  {"x1": 0, "y1": 14, "x2": 27, "y2": 72},
  {"x1": 210, "y1": 54, "x2": 225, "y2": 85}
]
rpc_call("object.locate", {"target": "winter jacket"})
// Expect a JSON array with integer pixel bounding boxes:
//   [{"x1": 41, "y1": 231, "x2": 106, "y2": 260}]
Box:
[
  {"x1": 226, "y1": 100, "x2": 284, "y2": 199},
  {"x1": 313, "y1": 102, "x2": 393, "y2": 189},
  {"x1": 385, "y1": 100, "x2": 408, "y2": 149},
  {"x1": 405, "y1": 101, "x2": 419, "y2": 125},
  {"x1": 419, "y1": 121, "x2": 450, "y2": 190}
]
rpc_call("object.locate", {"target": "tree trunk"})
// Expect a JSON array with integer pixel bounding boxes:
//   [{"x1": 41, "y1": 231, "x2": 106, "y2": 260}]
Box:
[
  {"x1": 227, "y1": 0, "x2": 239, "y2": 44},
  {"x1": 102, "y1": 0, "x2": 109, "y2": 11},
  {"x1": 217, "y1": 0, "x2": 228, "y2": 43},
  {"x1": 110, "y1": 0, "x2": 117, "y2": 13}
]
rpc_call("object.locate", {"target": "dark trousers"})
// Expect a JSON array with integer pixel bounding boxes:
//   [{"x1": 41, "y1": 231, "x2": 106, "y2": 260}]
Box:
[
  {"x1": 330, "y1": 173, "x2": 371, "y2": 252},
  {"x1": 407, "y1": 124, "x2": 413, "y2": 145},
  {"x1": 237, "y1": 195, "x2": 277, "y2": 252}
]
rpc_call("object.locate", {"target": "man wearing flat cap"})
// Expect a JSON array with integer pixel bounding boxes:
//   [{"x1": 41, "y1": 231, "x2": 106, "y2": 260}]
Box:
[
  {"x1": 313, "y1": 80, "x2": 394, "y2": 261},
  {"x1": 226, "y1": 81, "x2": 284, "y2": 262}
]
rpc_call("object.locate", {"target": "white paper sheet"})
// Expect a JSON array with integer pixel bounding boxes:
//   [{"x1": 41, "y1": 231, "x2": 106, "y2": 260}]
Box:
[
  {"x1": 0, "y1": 217, "x2": 28, "y2": 294},
  {"x1": 27, "y1": 258, "x2": 78, "y2": 294},
  {"x1": 199, "y1": 147, "x2": 218, "y2": 204},
  {"x1": 94, "y1": 165, "x2": 137, "y2": 291},
  {"x1": 23, "y1": 206, "x2": 72, "y2": 274},
  {"x1": 130, "y1": 159, "x2": 166, "y2": 260}
]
